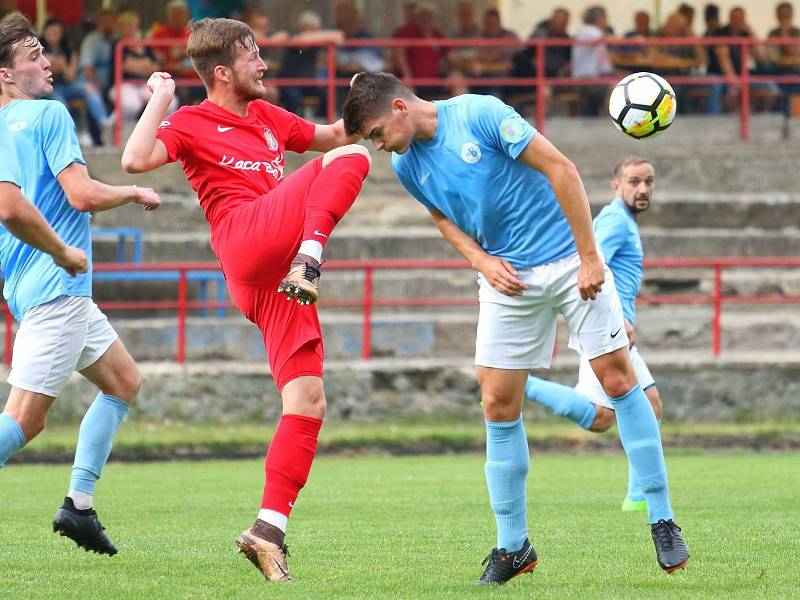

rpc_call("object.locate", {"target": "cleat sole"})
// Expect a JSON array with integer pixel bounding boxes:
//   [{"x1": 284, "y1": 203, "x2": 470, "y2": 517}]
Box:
[{"x1": 663, "y1": 559, "x2": 689, "y2": 574}]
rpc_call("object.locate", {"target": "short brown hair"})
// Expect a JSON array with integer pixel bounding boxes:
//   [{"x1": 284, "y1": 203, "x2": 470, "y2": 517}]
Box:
[
  {"x1": 342, "y1": 72, "x2": 414, "y2": 136},
  {"x1": 0, "y1": 12, "x2": 37, "y2": 69},
  {"x1": 612, "y1": 156, "x2": 653, "y2": 178},
  {"x1": 186, "y1": 18, "x2": 256, "y2": 88}
]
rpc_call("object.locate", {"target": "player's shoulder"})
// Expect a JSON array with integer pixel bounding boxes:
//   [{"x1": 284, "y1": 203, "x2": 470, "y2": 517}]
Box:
[
  {"x1": 442, "y1": 93, "x2": 507, "y2": 118},
  {"x1": 158, "y1": 102, "x2": 212, "y2": 130},
  {"x1": 594, "y1": 200, "x2": 628, "y2": 226}
]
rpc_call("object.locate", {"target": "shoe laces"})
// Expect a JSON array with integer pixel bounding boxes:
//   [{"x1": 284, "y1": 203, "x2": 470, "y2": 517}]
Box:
[
  {"x1": 653, "y1": 519, "x2": 680, "y2": 548},
  {"x1": 481, "y1": 548, "x2": 502, "y2": 567}
]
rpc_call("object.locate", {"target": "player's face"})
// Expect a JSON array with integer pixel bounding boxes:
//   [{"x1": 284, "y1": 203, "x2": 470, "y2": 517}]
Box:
[
  {"x1": 2, "y1": 37, "x2": 53, "y2": 99},
  {"x1": 360, "y1": 100, "x2": 415, "y2": 154},
  {"x1": 229, "y1": 41, "x2": 267, "y2": 102},
  {"x1": 612, "y1": 162, "x2": 654, "y2": 213}
]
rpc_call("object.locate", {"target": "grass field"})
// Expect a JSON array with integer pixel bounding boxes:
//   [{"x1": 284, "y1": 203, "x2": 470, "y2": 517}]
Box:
[{"x1": 1, "y1": 452, "x2": 798, "y2": 599}]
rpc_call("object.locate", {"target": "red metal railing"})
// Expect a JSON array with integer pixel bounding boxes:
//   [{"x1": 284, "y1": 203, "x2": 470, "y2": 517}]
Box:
[
  {"x1": 2, "y1": 258, "x2": 799, "y2": 364},
  {"x1": 113, "y1": 35, "x2": 800, "y2": 146}
]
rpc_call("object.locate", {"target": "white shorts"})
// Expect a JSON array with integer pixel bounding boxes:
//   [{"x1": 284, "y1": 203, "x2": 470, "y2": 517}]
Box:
[
  {"x1": 475, "y1": 252, "x2": 628, "y2": 369},
  {"x1": 575, "y1": 345, "x2": 656, "y2": 409},
  {"x1": 7, "y1": 295, "x2": 118, "y2": 397}
]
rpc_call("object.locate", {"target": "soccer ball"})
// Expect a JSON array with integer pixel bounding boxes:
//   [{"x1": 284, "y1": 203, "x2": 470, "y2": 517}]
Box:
[{"x1": 608, "y1": 72, "x2": 677, "y2": 140}]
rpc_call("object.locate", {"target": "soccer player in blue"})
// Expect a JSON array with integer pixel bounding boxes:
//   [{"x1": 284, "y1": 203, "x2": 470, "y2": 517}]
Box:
[
  {"x1": 343, "y1": 72, "x2": 688, "y2": 581},
  {"x1": 524, "y1": 156, "x2": 664, "y2": 514},
  {"x1": 0, "y1": 14, "x2": 160, "y2": 555},
  {"x1": 0, "y1": 111, "x2": 88, "y2": 275}
]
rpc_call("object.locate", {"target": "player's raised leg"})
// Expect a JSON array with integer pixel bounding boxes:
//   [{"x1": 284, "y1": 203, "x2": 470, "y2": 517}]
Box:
[
  {"x1": 591, "y1": 349, "x2": 688, "y2": 572},
  {"x1": 475, "y1": 367, "x2": 537, "y2": 585},
  {"x1": 53, "y1": 336, "x2": 139, "y2": 556},
  {"x1": 278, "y1": 145, "x2": 371, "y2": 305},
  {"x1": 523, "y1": 375, "x2": 610, "y2": 431}
]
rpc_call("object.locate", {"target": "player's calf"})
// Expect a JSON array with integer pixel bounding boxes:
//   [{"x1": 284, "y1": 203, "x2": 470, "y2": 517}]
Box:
[{"x1": 588, "y1": 405, "x2": 615, "y2": 432}]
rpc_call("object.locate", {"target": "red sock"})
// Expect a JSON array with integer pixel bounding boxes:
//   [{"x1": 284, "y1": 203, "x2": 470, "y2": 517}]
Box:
[
  {"x1": 261, "y1": 414, "x2": 323, "y2": 516},
  {"x1": 301, "y1": 154, "x2": 370, "y2": 246}
]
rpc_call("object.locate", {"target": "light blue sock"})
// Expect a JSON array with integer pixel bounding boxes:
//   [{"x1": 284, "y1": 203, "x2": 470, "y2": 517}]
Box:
[
  {"x1": 609, "y1": 386, "x2": 673, "y2": 523},
  {"x1": 625, "y1": 418, "x2": 662, "y2": 503},
  {"x1": 485, "y1": 417, "x2": 529, "y2": 552},
  {"x1": 0, "y1": 414, "x2": 26, "y2": 468},
  {"x1": 70, "y1": 393, "x2": 129, "y2": 494},
  {"x1": 524, "y1": 375, "x2": 597, "y2": 430}
]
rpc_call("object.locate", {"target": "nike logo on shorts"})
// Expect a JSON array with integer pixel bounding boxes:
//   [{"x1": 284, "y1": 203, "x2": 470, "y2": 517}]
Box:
[
  {"x1": 217, "y1": 125, "x2": 234, "y2": 132},
  {"x1": 313, "y1": 230, "x2": 328, "y2": 239},
  {"x1": 610, "y1": 327, "x2": 622, "y2": 338}
]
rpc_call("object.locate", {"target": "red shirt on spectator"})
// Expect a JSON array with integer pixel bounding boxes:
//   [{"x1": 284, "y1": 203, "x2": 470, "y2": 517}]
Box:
[
  {"x1": 150, "y1": 24, "x2": 191, "y2": 73},
  {"x1": 394, "y1": 24, "x2": 447, "y2": 79}
]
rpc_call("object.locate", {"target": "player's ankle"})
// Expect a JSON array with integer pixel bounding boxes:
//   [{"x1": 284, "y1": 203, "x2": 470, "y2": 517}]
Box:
[{"x1": 253, "y1": 518, "x2": 285, "y2": 547}]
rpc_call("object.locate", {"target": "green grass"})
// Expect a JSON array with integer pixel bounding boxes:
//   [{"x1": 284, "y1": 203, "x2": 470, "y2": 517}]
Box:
[
  {"x1": 13, "y1": 418, "x2": 800, "y2": 460},
  {"x1": 1, "y1": 453, "x2": 798, "y2": 599}
]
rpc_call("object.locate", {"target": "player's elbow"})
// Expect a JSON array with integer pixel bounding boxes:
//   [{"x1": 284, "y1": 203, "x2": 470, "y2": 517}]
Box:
[
  {"x1": 121, "y1": 153, "x2": 145, "y2": 174},
  {"x1": 65, "y1": 188, "x2": 96, "y2": 212}
]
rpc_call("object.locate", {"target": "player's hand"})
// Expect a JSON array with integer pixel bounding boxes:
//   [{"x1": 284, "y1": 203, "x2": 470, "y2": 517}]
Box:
[
  {"x1": 476, "y1": 255, "x2": 527, "y2": 296},
  {"x1": 132, "y1": 186, "x2": 161, "y2": 211},
  {"x1": 625, "y1": 319, "x2": 636, "y2": 348},
  {"x1": 147, "y1": 71, "x2": 175, "y2": 96},
  {"x1": 53, "y1": 245, "x2": 88, "y2": 276},
  {"x1": 577, "y1": 254, "x2": 605, "y2": 300}
]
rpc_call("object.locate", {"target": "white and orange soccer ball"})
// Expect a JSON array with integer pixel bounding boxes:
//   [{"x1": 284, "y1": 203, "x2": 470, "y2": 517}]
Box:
[{"x1": 608, "y1": 72, "x2": 677, "y2": 140}]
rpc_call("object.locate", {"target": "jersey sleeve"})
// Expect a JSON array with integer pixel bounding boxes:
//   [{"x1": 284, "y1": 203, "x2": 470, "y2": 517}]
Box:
[
  {"x1": 593, "y1": 210, "x2": 627, "y2": 262},
  {"x1": 0, "y1": 114, "x2": 21, "y2": 187},
  {"x1": 391, "y1": 154, "x2": 436, "y2": 211},
  {"x1": 468, "y1": 95, "x2": 535, "y2": 160},
  {"x1": 155, "y1": 109, "x2": 190, "y2": 163},
  {"x1": 39, "y1": 101, "x2": 85, "y2": 177},
  {"x1": 258, "y1": 101, "x2": 315, "y2": 153}
]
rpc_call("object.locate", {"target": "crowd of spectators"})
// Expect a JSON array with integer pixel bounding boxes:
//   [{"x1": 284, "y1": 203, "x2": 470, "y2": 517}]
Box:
[{"x1": 7, "y1": 1, "x2": 800, "y2": 146}]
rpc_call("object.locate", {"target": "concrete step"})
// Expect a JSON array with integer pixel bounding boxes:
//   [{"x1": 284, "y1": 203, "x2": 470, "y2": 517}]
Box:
[
  {"x1": 23, "y1": 350, "x2": 800, "y2": 424},
  {"x1": 14, "y1": 305, "x2": 789, "y2": 364},
  {"x1": 89, "y1": 190, "x2": 800, "y2": 233},
  {"x1": 88, "y1": 226, "x2": 800, "y2": 264}
]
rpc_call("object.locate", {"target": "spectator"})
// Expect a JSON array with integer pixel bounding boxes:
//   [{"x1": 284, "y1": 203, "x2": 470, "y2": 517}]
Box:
[
  {"x1": 472, "y1": 8, "x2": 518, "y2": 99},
  {"x1": 41, "y1": 18, "x2": 109, "y2": 146},
  {"x1": 572, "y1": 5, "x2": 615, "y2": 116},
  {"x1": 706, "y1": 6, "x2": 779, "y2": 113},
  {"x1": 393, "y1": 1, "x2": 417, "y2": 37},
  {"x1": 334, "y1": 1, "x2": 384, "y2": 75},
  {"x1": 657, "y1": 12, "x2": 706, "y2": 111},
  {"x1": 186, "y1": 0, "x2": 245, "y2": 19},
  {"x1": 768, "y1": 1, "x2": 800, "y2": 113},
  {"x1": 392, "y1": 3, "x2": 447, "y2": 98},
  {"x1": 678, "y1": 3, "x2": 697, "y2": 35},
  {"x1": 704, "y1": 4, "x2": 721, "y2": 36},
  {"x1": 277, "y1": 10, "x2": 344, "y2": 116},
  {"x1": 111, "y1": 11, "x2": 179, "y2": 120},
  {"x1": 446, "y1": 1, "x2": 480, "y2": 90},
  {"x1": 150, "y1": 0, "x2": 191, "y2": 75},
  {"x1": 78, "y1": 7, "x2": 116, "y2": 145},
  {"x1": 511, "y1": 8, "x2": 571, "y2": 112},
  {"x1": 615, "y1": 11, "x2": 653, "y2": 61}
]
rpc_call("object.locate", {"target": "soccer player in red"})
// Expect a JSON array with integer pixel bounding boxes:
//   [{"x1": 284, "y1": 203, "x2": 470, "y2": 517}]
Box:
[{"x1": 121, "y1": 18, "x2": 371, "y2": 582}]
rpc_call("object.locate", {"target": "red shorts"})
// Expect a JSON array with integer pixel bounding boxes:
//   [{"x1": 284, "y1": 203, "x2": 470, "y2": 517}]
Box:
[{"x1": 211, "y1": 158, "x2": 325, "y2": 390}]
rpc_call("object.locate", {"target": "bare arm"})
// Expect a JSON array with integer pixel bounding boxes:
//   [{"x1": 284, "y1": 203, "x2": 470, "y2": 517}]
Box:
[
  {"x1": 0, "y1": 182, "x2": 87, "y2": 275},
  {"x1": 308, "y1": 119, "x2": 360, "y2": 152},
  {"x1": 430, "y1": 208, "x2": 526, "y2": 296},
  {"x1": 121, "y1": 72, "x2": 174, "y2": 173},
  {"x1": 57, "y1": 163, "x2": 160, "y2": 213},
  {"x1": 517, "y1": 133, "x2": 604, "y2": 300}
]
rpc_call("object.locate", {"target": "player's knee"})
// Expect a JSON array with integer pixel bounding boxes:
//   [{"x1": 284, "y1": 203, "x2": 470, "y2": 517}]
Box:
[
  {"x1": 481, "y1": 393, "x2": 519, "y2": 422},
  {"x1": 599, "y1": 370, "x2": 636, "y2": 399},
  {"x1": 588, "y1": 406, "x2": 615, "y2": 432},
  {"x1": 109, "y1": 370, "x2": 140, "y2": 404},
  {"x1": 321, "y1": 144, "x2": 372, "y2": 169},
  {"x1": 301, "y1": 389, "x2": 326, "y2": 420},
  {"x1": 21, "y1": 413, "x2": 47, "y2": 441}
]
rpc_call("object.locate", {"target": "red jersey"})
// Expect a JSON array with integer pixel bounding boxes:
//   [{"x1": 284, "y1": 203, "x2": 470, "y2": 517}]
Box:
[{"x1": 156, "y1": 99, "x2": 316, "y2": 227}]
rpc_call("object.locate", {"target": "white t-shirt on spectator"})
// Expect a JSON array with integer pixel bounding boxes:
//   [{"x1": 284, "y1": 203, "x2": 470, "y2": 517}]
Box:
[{"x1": 572, "y1": 24, "x2": 613, "y2": 78}]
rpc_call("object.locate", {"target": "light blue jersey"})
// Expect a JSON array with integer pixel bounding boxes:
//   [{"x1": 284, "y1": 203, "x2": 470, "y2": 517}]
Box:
[
  {"x1": 392, "y1": 95, "x2": 575, "y2": 269},
  {"x1": 593, "y1": 197, "x2": 643, "y2": 324},
  {"x1": 0, "y1": 112, "x2": 21, "y2": 187},
  {"x1": 0, "y1": 99, "x2": 91, "y2": 320}
]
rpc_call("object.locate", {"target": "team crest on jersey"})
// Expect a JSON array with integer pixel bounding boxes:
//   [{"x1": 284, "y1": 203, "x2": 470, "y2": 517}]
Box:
[
  {"x1": 500, "y1": 116, "x2": 526, "y2": 143},
  {"x1": 460, "y1": 142, "x2": 481, "y2": 164},
  {"x1": 264, "y1": 128, "x2": 278, "y2": 151}
]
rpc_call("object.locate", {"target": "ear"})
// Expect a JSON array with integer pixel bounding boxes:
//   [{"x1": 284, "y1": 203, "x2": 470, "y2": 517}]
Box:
[
  {"x1": 391, "y1": 97, "x2": 409, "y2": 117},
  {"x1": 610, "y1": 177, "x2": 621, "y2": 195},
  {"x1": 213, "y1": 64, "x2": 231, "y2": 84},
  {"x1": 0, "y1": 67, "x2": 13, "y2": 85}
]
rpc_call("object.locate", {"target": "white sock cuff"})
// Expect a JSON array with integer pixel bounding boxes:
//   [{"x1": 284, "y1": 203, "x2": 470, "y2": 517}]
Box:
[
  {"x1": 298, "y1": 240, "x2": 323, "y2": 262},
  {"x1": 67, "y1": 489, "x2": 94, "y2": 510},
  {"x1": 257, "y1": 508, "x2": 288, "y2": 532}
]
